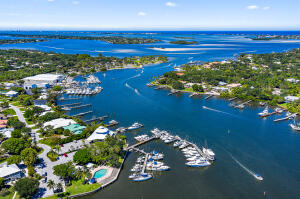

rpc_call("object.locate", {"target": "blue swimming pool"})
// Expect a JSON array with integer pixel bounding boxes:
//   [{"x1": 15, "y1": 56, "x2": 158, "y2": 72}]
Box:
[{"x1": 93, "y1": 169, "x2": 107, "y2": 179}]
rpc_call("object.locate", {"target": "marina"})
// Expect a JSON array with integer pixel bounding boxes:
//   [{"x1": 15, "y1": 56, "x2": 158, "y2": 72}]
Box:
[{"x1": 72, "y1": 110, "x2": 93, "y2": 117}]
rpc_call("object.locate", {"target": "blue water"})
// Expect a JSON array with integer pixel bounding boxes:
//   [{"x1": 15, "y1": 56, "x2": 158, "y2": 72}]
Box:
[
  {"x1": 2, "y1": 31, "x2": 300, "y2": 199},
  {"x1": 93, "y1": 169, "x2": 107, "y2": 179}
]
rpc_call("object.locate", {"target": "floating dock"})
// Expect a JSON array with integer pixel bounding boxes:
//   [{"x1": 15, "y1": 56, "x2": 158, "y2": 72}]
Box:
[
  {"x1": 229, "y1": 97, "x2": 237, "y2": 101},
  {"x1": 126, "y1": 136, "x2": 158, "y2": 151},
  {"x1": 234, "y1": 100, "x2": 252, "y2": 108},
  {"x1": 189, "y1": 93, "x2": 201, "y2": 98},
  {"x1": 274, "y1": 114, "x2": 297, "y2": 122},
  {"x1": 205, "y1": 95, "x2": 213, "y2": 100},
  {"x1": 59, "y1": 97, "x2": 82, "y2": 101}
]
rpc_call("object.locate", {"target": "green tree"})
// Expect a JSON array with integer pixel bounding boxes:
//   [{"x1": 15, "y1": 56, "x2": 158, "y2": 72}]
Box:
[
  {"x1": 21, "y1": 148, "x2": 38, "y2": 167},
  {"x1": 11, "y1": 129, "x2": 22, "y2": 138},
  {"x1": 0, "y1": 177, "x2": 4, "y2": 191},
  {"x1": 53, "y1": 162, "x2": 75, "y2": 183},
  {"x1": 14, "y1": 178, "x2": 39, "y2": 199},
  {"x1": 7, "y1": 155, "x2": 22, "y2": 165},
  {"x1": 73, "y1": 148, "x2": 91, "y2": 165},
  {"x1": 192, "y1": 84, "x2": 204, "y2": 92},
  {"x1": 171, "y1": 80, "x2": 184, "y2": 90},
  {"x1": 1, "y1": 138, "x2": 26, "y2": 155},
  {"x1": 47, "y1": 180, "x2": 56, "y2": 192}
]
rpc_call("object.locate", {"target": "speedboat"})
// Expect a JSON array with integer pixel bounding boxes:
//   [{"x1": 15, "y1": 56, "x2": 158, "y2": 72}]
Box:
[
  {"x1": 133, "y1": 173, "x2": 152, "y2": 182},
  {"x1": 156, "y1": 165, "x2": 170, "y2": 171},
  {"x1": 254, "y1": 173, "x2": 263, "y2": 181},
  {"x1": 289, "y1": 123, "x2": 300, "y2": 131},
  {"x1": 128, "y1": 122, "x2": 143, "y2": 130}
]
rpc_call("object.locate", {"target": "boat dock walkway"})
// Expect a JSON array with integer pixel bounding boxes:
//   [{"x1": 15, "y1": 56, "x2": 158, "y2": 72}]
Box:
[
  {"x1": 189, "y1": 93, "x2": 201, "y2": 98},
  {"x1": 142, "y1": 153, "x2": 149, "y2": 173},
  {"x1": 69, "y1": 104, "x2": 91, "y2": 109},
  {"x1": 126, "y1": 136, "x2": 158, "y2": 151},
  {"x1": 60, "y1": 102, "x2": 81, "y2": 107},
  {"x1": 60, "y1": 97, "x2": 82, "y2": 101},
  {"x1": 84, "y1": 115, "x2": 108, "y2": 123},
  {"x1": 131, "y1": 147, "x2": 147, "y2": 155},
  {"x1": 229, "y1": 97, "x2": 237, "y2": 101},
  {"x1": 234, "y1": 100, "x2": 252, "y2": 108},
  {"x1": 259, "y1": 111, "x2": 277, "y2": 118},
  {"x1": 274, "y1": 114, "x2": 297, "y2": 122},
  {"x1": 205, "y1": 95, "x2": 213, "y2": 100},
  {"x1": 72, "y1": 111, "x2": 93, "y2": 117}
]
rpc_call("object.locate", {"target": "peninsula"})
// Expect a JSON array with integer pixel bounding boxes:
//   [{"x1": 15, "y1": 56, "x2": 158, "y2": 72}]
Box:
[
  {"x1": 0, "y1": 39, "x2": 47, "y2": 45},
  {"x1": 0, "y1": 33, "x2": 161, "y2": 44},
  {"x1": 170, "y1": 40, "x2": 198, "y2": 45}
]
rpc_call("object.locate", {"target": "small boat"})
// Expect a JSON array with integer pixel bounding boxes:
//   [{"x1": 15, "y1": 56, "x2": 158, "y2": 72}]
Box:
[
  {"x1": 254, "y1": 173, "x2": 263, "y2": 181},
  {"x1": 185, "y1": 160, "x2": 211, "y2": 167},
  {"x1": 129, "y1": 173, "x2": 139, "y2": 179},
  {"x1": 127, "y1": 122, "x2": 143, "y2": 130},
  {"x1": 173, "y1": 141, "x2": 182, "y2": 147},
  {"x1": 289, "y1": 121, "x2": 300, "y2": 131},
  {"x1": 258, "y1": 106, "x2": 269, "y2": 117},
  {"x1": 202, "y1": 147, "x2": 215, "y2": 161},
  {"x1": 133, "y1": 173, "x2": 153, "y2": 182},
  {"x1": 275, "y1": 107, "x2": 284, "y2": 114}
]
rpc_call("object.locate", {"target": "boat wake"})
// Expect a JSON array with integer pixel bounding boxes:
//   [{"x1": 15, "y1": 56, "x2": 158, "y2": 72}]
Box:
[
  {"x1": 126, "y1": 73, "x2": 141, "y2": 81},
  {"x1": 202, "y1": 106, "x2": 236, "y2": 117},
  {"x1": 125, "y1": 83, "x2": 141, "y2": 96},
  {"x1": 229, "y1": 153, "x2": 263, "y2": 181}
]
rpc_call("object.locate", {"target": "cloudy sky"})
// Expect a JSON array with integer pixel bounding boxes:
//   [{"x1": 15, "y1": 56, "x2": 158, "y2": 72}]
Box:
[{"x1": 0, "y1": 0, "x2": 299, "y2": 30}]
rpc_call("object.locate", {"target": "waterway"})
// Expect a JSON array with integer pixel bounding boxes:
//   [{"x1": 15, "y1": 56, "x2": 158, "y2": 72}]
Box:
[{"x1": 1, "y1": 31, "x2": 300, "y2": 199}]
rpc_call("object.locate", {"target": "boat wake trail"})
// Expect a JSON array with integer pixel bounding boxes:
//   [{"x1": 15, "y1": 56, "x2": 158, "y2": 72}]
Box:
[
  {"x1": 228, "y1": 153, "x2": 263, "y2": 181},
  {"x1": 126, "y1": 73, "x2": 141, "y2": 81},
  {"x1": 202, "y1": 106, "x2": 237, "y2": 117},
  {"x1": 125, "y1": 83, "x2": 141, "y2": 96}
]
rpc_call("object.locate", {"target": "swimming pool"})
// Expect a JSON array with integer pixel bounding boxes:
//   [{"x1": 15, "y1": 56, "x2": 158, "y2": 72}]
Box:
[{"x1": 93, "y1": 169, "x2": 107, "y2": 179}]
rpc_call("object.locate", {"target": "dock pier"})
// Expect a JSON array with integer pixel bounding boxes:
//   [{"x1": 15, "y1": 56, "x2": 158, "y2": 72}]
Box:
[
  {"x1": 84, "y1": 116, "x2": 108, "y2": 123},
  {"x1": 205, "y1": 95, "x2": 213, "y2": 100},
  {"x1": 69, "y1": 104, "x2": 91, "y2": 109},
  {"x1": 274, "y1": 114, "x2": 297, "y2": 122},
  {"x1": 234, "y1": 100, "x2": 252, "y2": 108},
  {"x1": 60, "y1": 102, "x2": 81, "y2": 107},
  {"x1": 72, "y1": 111, "x2": 93, "y2": 117},
  {"x1": 189, "y1": 93, "x2": 201, "y2": 98},
  {"x1": 126, "y1": 136, "x2": 158, "y2": 151},
  {"x1": 229, "y1": 97, "x2": 237, "y2": 101},
  {"x1": 141, "y1": 153, "x2": 149, "y2": 173},
  {"x1": 59, "y1": 97, "x2": 82, "y2": 101}
]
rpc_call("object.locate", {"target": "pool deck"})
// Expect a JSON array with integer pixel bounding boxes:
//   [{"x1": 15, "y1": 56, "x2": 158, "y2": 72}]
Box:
[{"x1": 91, "y1": 166, "x2": 119, "y2": 185}]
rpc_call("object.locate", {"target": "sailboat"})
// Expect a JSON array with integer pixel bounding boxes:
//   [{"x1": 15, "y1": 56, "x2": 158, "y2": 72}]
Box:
[{"x1": 258, "y1": 106, "x2": 269, "y2": 117}]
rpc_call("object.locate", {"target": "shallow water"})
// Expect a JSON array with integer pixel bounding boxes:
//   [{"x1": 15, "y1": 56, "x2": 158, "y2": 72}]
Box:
[{"x1": 2, "y1": 31, "x2": 300, "y2": 199}]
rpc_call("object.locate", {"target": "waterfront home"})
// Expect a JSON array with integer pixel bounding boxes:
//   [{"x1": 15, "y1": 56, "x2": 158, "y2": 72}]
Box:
[
  {"x1": 272, "y1": 88, "x2": 281, "y2": 96},
  {"x1": 226, "y1": 83, "x2": 241, "y2": 88},
  {"x1": 284, "y1": 96, "x2": 300, "y2": 102},
  {"x1": 0, "y1": 128, "x2": 14, "y2": 139},
  {"x1": 5, "y1": 90, "x2": 18, "y2": 97},
  {"x1": 176, "y1": 72, "x2": 185, "y2": 76},
  {"x1": 212, "y1": 86, "x2": 229, "y2": 92},
  {"x1": 0, "y1": 164, "x2": 23, "y2": 184},
  {"x1": 0, "y1": 113, "x2": 7, "y2": 120},
  {"x1": 23, "y1": 73, "x2": 65, "y2": 88},
  {"x1": 43, "y1": 118, "x2": 76, "y2": 129},
  {"x1": 87, "y1": 126, "x2": 115, "y2": 142},
  {"x1": 286, "y1": 78, "x2": 299, "y2": 84},
  {"x1": 63, "y1": 123, "x2": 86, "y2": 135}
]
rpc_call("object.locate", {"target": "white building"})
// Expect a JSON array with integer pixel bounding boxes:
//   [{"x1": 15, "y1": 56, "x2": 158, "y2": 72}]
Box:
[
  {"x1": 5, "y1": 90, "x2": 18, "y2": 97},
  {"x1": 43, "y1": 118, "x2": 76, "y2": 129},
  {"x1": 0, "y1": 128, "x2": 14, "y2": 139},
  {"x1": 23, "y1": 74, "x2": 65, "y2": 89},
  {"x1": 284, "y1": 96, "x2": 300, "y2": 102},
  {"x1": 87, "y1": 126, "x2": 115, "y2": 142},
  {"x1": 286, "y1": 78, "x2": 299, "y2": 84},
  {"x1": 0, "y1": 164, "x2": 23, "y2": 183}
]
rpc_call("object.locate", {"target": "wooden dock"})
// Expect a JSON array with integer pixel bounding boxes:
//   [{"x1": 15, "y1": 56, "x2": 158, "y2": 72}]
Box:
[
  {"x1": 60, "y1": 97, "x2": 82, "y2": 101},
  {"x1": 229, "y1": 97, "x2": 237, "y2": 101},
  {"x1": 142, "y1": 153, "x2": 149, "y2": 173},
  {"x1": 189, "y1": 93, "x2": 201, "y2": 98},
  {"x1": 126, "y1": 136, "x2": 157, "y2": 151},
  {"x1": 234, "y1": 100, "x2": 252, "y2": 108},
  {"x1": 273, "y1": 114, "x2": 296, "y2": 122},
  {"x1": 84, "y1": 115, "x2": 108, "y2": 123},
  {"x1": 69, "y1": 104, "x2": 91, "y2": 109},
  {"x1": 259, "y1": 111, "x2": 277, "y2": 118},
  {"x1": 72, "y1": 111, "x2": 93, "y2": 117},
  {"x1": 205, "y1": 95, "x2": 213, "y2": 100},
  {"x1": 61, "y1": 102, "x2": 81, "y2": 107}
]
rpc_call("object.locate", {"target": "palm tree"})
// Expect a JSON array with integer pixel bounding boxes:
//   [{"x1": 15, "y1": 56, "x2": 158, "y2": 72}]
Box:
[
  {"x1": 56, "y1": 182, "x2": 63, "y2": 192},
  {"x1": 47, "y1": 180, "x2": 56, "y2": 193}
]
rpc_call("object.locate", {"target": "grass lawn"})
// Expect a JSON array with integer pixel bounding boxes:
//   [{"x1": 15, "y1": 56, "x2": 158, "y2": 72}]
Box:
[
  {"x1": 11, "y1": 101, "x2": 21, "y2": 106},
  {"x1": 1, "y1": 187, "x2": 20, "y2": 199},
  {"x1": 1, "y1": 108, "x2": 16, "y2": 116},
  {"x1": 25, "y1": 118, "x2": 34, "y2": 125},
  {"x1": 66, "y1": 180, "x2": 100, "y2": 196},
  {"x1": 19, "y1": 107, "x2": 26, "y2": 112}
]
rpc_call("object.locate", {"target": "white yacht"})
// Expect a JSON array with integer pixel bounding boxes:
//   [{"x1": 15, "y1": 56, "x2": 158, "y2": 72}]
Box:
[
  {"x1": 290, "y1": 122, "x2": 300, "y2": 131},
  {"x1": 173, "y1": 140, "x2": 182, "y2": 147},
  {"x1": 128, "y1": 122, "x2": 143, "y2": 130},
  {"x1": 186, "y1": 160, "x2": 211, "y2": 167},
  {"x1": 258, "y1": 106, "x2": 269, "y2": 117},
  {"x1": 202, "y1": 147, "x2": 215, "y2": 161},
  {"x1": 133, "y1": 173, "x2": 153, "y2": 182}
]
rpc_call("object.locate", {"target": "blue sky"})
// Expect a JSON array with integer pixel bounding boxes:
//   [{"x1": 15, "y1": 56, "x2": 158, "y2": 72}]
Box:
[{"x1": 0, "y1": 0, "x2": 299, "y2": 30}]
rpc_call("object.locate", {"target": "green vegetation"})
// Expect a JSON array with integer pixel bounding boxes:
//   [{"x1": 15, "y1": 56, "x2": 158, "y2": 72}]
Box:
[
  {"x1": 14, "y1": 178, "x2": 39, "y2": 199},
  {"x1": 156, "y1": 49, "x2": 300, "y2": 114},
  {"x1": 0, "y1": 39, "x2": 47, "y2": 45},
  {"x1": 0, "y1": 33, "x2": 161, "y2": 44},
  {"x1": 251, "y1": 35, "x2": 300, "y2": 40},
  {"x1": 0, "y1": 186, "x2": 20, "y2": 199},
  {"x1": 47, "y1": 150, "x2": 58, "y2": 162},
  {"x1": 1, "y1": 108, "x2": 16, "y2": 116},
  {"x1": 0, "y1": 49, "x2": 168, "y2": 82},
  {"x1": 65, "y1": 180, "x2": 100, "y2": 196},
  {"x1": 170, "y1": 40, "x2": 198, "y2": 45}
]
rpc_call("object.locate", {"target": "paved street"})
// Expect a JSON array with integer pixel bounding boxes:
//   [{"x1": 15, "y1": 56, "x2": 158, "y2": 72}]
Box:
[{"x1": 10, "y1": 105, "x2": 75, "y2": 197}]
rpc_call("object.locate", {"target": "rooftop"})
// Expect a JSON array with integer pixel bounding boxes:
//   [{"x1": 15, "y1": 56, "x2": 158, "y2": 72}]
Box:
[
  {"x1": 0, "y1": 164, "x2": 21, "y2": 178},
  {"x1": 63, "y1": 123, "x2": 86, "y2": 135},
  {"x1": 43, "y1": 118, "x2": 76, "y2": 129}
]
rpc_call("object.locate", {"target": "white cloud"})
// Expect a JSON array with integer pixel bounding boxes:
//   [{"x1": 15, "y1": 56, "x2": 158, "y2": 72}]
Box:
[
  {"x1": 48, "y1": 0, "x2": 55, "y2": 2},
  {"x1": 138, "y1": 12, "x2": 147, "y2": 16},
  {"x1": 72, "y1": 1, "x2": 80, "y2": 5},
  {"x1": 166, "y1": 2, "x2": 177, "y2": 7},
  {"x1": 247, "y1": 5, "x2": 259, "y2": 10},
  {"x1": 263, "y1": 6, "x2": 270, "y2": 10}
]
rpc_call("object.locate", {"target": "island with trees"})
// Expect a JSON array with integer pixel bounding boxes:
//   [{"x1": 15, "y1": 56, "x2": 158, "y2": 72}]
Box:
[
  {"x1": 0, "y1": 39, "x2": 47, "y2": 45},
  {"x1": 152, "y1": 49, "x2": 300, "y2": 114},
  {"x1": 0, "y1": 49, "x2": 168, "y2": 82},
  {"x1": 170, "y1": 40, "x2": 198, "y2": 45},
  {"x1": 250, "y1": 35, "x2": 300, "y2": 40},
  {"x1": 0, "y1": 33, "x2": 161, "y2": 44}
]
